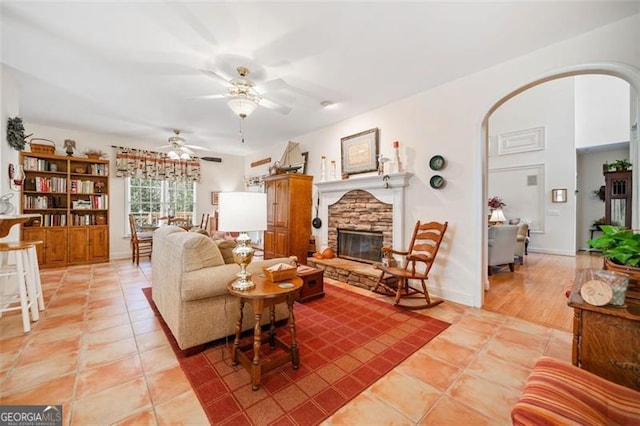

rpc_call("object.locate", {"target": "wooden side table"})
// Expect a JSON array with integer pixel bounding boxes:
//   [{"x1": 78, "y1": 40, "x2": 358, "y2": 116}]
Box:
[
  {"x1": 227, "y1": 274, "x2": 303, "y2": 391},
  {"x1": 568, "y1": 269, "x2": 640, "y2": 390},
  {"x1": 297, "y1": 265, "x2": 324, "y2": 302}
]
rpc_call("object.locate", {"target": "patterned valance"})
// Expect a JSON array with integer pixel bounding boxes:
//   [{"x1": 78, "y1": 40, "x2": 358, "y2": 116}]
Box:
[{"x1": 114, "y1": 147, "x2": 200, "y2": 182}]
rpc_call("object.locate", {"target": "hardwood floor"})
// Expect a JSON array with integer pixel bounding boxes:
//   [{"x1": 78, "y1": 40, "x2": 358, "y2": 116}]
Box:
[{"x1": 483, "y1": 251, "x2": 604, "y2": 332}]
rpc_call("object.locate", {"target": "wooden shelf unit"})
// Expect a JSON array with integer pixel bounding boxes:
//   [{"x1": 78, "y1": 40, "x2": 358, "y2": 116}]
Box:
[{"x1": 20, "y1": 152, "x2": 110, "y2": 267}]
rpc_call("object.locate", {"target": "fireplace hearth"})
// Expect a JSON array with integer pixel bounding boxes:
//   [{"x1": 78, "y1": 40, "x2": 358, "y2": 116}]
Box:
[{"x1": 338, "y1": 228, "x2": 383, "y2": 264}]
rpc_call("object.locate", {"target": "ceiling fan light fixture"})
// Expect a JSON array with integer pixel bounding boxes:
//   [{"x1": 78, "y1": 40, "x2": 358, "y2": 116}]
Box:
[
  {"x1": 167, "y1": 150, "x2": 180, "y2": 160},
  {"x1": 179, "y1": 151, "x2": 191, "y2": 160},
  {"x1": 228, "y1": 96, "x2": 259, "y2": 119}
]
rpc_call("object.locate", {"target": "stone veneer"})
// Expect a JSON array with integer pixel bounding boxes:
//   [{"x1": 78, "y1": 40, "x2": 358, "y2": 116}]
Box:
[{"x1": 328, "y1": 189, "x2": 393, "y2": 256}]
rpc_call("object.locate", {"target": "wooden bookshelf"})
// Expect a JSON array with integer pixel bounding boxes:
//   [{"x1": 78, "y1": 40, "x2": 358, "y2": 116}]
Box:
[{"x1": 20, "y1": 152, "x2": 110, "y2": 267}]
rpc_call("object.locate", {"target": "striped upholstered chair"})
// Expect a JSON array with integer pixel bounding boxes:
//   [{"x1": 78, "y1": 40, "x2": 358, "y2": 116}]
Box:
[{"x1": 512, "y1": 356, "x2": 640, "y2": 425}]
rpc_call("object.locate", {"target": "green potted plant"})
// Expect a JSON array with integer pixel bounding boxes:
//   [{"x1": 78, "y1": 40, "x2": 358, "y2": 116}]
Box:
[
  {"x1": 588, "y1": 225, "x2": 640, "y2": 283},
  {"x1": 608, "y1": 159, "x2": 632, "y2": 172}
]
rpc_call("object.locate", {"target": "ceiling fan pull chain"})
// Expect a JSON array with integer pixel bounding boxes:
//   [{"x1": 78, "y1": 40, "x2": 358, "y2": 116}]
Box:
[{"x1": 239, "y1": 117, "x2": 245, "y2": 143}]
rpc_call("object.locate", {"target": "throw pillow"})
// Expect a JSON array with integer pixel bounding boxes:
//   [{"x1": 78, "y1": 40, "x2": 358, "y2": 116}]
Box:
[
  {"x1": 175, "y1": 232, "x2": 225, "y2": 271},
  {"x1": 215, "y1": 239, "x2": 237, "y2": 264}
]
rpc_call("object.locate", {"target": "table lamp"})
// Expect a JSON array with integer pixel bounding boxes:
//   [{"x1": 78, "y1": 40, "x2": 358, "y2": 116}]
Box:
[
  {"x1": 218, "y1": 192, "x2": 267, "y2": 290},
  {"x1": 489, "y1": 208, "x2": 507, "y2": 225}
]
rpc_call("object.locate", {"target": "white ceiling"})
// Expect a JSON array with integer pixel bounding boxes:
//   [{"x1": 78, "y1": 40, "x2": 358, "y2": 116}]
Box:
[{"x1": 1, "y1": 2, "x2": 637, "y2": 156}]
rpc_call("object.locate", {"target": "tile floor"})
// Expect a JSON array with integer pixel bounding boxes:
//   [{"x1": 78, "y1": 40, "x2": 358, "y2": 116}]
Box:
[{"x1": 0, "y1": 260, "x2": 573, "y2": 425}]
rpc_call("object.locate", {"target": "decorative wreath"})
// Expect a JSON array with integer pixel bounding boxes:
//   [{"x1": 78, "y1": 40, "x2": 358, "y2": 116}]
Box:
[{"x1": 6, "y1": 116, "x2": 32, "y2": 151}]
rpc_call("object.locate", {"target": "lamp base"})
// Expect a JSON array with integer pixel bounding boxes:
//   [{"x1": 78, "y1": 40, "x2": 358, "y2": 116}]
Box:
[{"x1": 231, "y1": 232, "x2": 256, "y2": 291}]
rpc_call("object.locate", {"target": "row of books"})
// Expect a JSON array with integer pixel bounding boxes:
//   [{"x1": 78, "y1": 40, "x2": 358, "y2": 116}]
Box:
[
  {"x1": 71, "y1": 195, "x2": 108, "y2": 210},
  {"x1": 70, "y1": 180, "x2": 105, "y2": 194},
  {"x1": 39, "y1": 214, "x2": 67, "y2": 227},
  {"x1": 23, "y1": 157, "x2": 65, "y2": 172},
  {"x1": 25, "y1": 176, "x2": 67, "y2": 193},
  {"x1": 71, "y1": 214, "x2": 105, "y2": 226},
  {"x1": 85, "y1": 163, "x2": 109, "y2": 176},
  {"x1": 23, "y1": 195, "x2": 66, "y2": 209}
]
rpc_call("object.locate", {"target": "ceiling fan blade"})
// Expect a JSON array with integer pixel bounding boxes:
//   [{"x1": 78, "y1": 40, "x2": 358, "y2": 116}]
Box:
[
  {"x1": 201, "y1": 156, "x2": 222, "y2": 163},
  {"x1": 260, "y1": 98, "x2": 292, "y2": 115},
  {"x1": 254, "y1": 78, "x2": 288, "y2": 94},
  {"x1": 190, "y1": 94, "x2": 226, "y2": 100},
  {"x1": 185, "y1": 144, "x2": 209, "y2": 151},
  {"x1": 200, "y1": 69, "x2": 233, "y2": 86},
  {"x1": 181, "y1": 146, "x2": 195, "y2": 155}
]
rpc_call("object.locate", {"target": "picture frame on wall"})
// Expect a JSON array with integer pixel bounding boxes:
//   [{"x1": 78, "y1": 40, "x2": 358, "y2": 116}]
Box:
[
  {"x1": 552, "y1": 188, "x2": 567, "y2": 203},
  {"x1": 211, "y1": 192, "x2": 219, "y2": 206},
  {"x1": 341, "y1": 128, "x2": 379, "y2": 175}
]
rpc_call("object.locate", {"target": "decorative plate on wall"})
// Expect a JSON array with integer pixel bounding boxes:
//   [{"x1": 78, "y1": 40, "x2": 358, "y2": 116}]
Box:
[
  {"x1": 429, "y1": 155, "x2": 446, "y2": 171},
  {"x1": 430, "y1": 175, "x2": 446, "y2": 189}
]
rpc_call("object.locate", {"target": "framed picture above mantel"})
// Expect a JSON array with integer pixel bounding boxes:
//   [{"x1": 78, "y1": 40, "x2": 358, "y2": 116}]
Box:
[{"x1": 340, "y1": 128, "x2": 379, "y2": 175}]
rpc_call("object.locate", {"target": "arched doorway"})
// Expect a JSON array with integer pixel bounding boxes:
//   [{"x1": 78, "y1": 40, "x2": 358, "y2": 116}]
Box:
[{"x1": 479, "y1": 62, "x2": 640, "y2": 307}]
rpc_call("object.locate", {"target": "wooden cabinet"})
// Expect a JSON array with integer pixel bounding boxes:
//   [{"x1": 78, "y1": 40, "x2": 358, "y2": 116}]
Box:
[
  {"x1": 604, "y1": 171, "x2": 632, "y2": 228},
  {"x1": 23, "y1": 227, "x2": 68, "y2": 266},
  {"x1": 263, "y1": 174, "x2": 312, "y2": 265},
  {"x1": 68, "y1": 226, "x2": 109, "y2": 263},
  {"x1": 568, "y1": 270, "x2": 640, "y2": 391},
  {"x1": 20, "y1": 152, "x2": 110, "y2": 267}
]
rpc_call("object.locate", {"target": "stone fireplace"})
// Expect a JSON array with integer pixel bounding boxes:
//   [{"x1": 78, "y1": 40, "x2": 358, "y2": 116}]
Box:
[
  {"x1": 309, "y1": 173, "x2": 412, "y2": 288},
  {"x1": 316, "y1": 172, "x2": 411, "y2": 252}
]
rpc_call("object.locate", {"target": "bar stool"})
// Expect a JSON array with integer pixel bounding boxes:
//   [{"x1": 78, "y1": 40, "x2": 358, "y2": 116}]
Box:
[{"x1": 0, "y1": 241, "x2": 40, "y2": 332}]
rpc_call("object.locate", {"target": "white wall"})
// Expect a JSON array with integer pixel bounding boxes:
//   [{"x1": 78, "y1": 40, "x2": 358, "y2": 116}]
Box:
[
  {"x1": 576, "y1": 75, "x2": 630, "y2": 147},
  {"x1": 22, "y1": 122, "x2": 246, "y2": 259},
  {"x1": 489, "y1": 78, "x2": 576, "y2": 256},
  {"x1": 576, "y1": 147, "x2": 629, "y2": 250},
  {"x1": 246, "y1": 14, "x2": 640, "y2": 307},
  {"x1": 0, "y1": 67, "x2": 22, "y2": 241}
]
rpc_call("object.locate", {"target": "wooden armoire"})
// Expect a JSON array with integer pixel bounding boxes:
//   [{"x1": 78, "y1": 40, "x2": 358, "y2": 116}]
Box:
[
  {"x1": 263, "y1": 173, "x2": 313, "y2": 265},
  {"x1": 604, "y1": 170, "x2": 632, "y2": 228}
]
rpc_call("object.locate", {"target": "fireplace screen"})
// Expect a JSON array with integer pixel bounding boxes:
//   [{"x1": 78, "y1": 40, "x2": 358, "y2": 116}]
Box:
[{"x1": 337, "y1": 228, "x2": 384, "y2": 264}]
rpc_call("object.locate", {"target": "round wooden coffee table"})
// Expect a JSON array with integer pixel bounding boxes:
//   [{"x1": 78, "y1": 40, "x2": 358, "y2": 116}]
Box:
[{"x1": 227, "y1": 273, "x2": 303, "y2": 390}]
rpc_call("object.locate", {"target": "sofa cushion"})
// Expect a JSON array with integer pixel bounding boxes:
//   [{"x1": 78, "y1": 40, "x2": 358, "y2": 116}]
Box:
[
  {"x1": 215, "y1": 239, "x2": 237, "y2": 264},
  {"x1": 154, "y1": 224, "x2": 186, "y2": 237},
  {"x1": 169, "y1": 232, "x2": 225, "y2": 272}
]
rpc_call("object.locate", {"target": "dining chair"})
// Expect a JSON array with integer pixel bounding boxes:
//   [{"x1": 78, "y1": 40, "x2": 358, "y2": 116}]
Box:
[
  {"x1": 373, "y1": 220, "x2": 448, "y2": 309},
  {"x1": 128, "y1": 214, "x2": 153, "y2": 265}
]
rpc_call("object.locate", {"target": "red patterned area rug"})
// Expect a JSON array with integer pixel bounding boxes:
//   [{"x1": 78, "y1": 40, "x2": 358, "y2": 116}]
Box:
[{"x1": 142, "y1": 285, "x2": 449, "y2": 425}]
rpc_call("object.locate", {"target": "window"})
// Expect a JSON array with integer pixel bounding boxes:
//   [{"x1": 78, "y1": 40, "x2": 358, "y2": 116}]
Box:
[{"x1": 127, "y1": 177, "x2": 196, "y2": 229}]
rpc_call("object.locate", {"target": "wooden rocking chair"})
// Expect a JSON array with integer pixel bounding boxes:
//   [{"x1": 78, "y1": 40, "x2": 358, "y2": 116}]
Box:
[{"x1": 373, "y1": 220, "x2": 448, "y2": 309}]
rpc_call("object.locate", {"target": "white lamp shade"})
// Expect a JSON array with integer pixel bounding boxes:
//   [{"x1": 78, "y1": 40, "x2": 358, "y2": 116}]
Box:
[
  {"x1": 490, "y1": 208, "x2": 507, "y2": 222},
  {"x1": 218, "y1": 192, "x2": 267, "y2": 232},
  {"x1": 228, "y1": 97, "x2": 258, "y2": 118}
]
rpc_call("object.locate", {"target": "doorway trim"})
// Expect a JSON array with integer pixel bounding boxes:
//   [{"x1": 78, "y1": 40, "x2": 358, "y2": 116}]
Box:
[{"x1": 479, "y1": 62, "x2": 640, "y2": 305}]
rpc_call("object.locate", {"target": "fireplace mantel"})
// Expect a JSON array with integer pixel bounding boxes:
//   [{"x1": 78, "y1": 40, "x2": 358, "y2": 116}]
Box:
[
  {"x1": 315, "y1": 172, "x2": 412, "y2": 251},
  {"x1": 315, "y1": 172, "x2": 412, "y2": 194}
]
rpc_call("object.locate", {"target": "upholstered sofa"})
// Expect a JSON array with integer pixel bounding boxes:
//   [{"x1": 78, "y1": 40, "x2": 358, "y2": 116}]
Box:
[
  {"x1": 151, "y1": 226, "x2": 296, "y2": 350},
  {"x1": 512, "y1": 356, "x2": 640, "y2": 425}
]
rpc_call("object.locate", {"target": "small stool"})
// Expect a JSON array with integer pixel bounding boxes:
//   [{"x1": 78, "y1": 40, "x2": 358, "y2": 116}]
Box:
[{"x1": 0, "y1": 241, "x2": 41, "y2": 332}]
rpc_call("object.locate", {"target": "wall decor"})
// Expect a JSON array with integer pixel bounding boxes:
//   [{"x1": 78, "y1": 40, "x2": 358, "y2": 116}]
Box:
[
  {"x1": 429, "y1": 155, "x2": 446, "y2": 171},
  {"x1": 497, "y1": 126, "x2": 545, "y2": 156},
  {"x1": 341, "y1": 128, "x2": 379, "y2": 175},
  {"x1": 211, "y1": 192, "x2": 219, "y2": 206},
  {"x1": 429, "y1": 175, "x2": 446, "y2": 189},
  {"x1": 552, "y1": 188, "x2": 567, "y2": 203}
]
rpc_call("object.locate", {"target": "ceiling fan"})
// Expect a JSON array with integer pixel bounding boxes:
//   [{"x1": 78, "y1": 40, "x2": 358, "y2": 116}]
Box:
[
  {"x1": 159, "y1": 130, "x2": 207, "y2": 160},
  {"x1": 200, "y1": 66, "x2": 292, "y2": 117}
]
